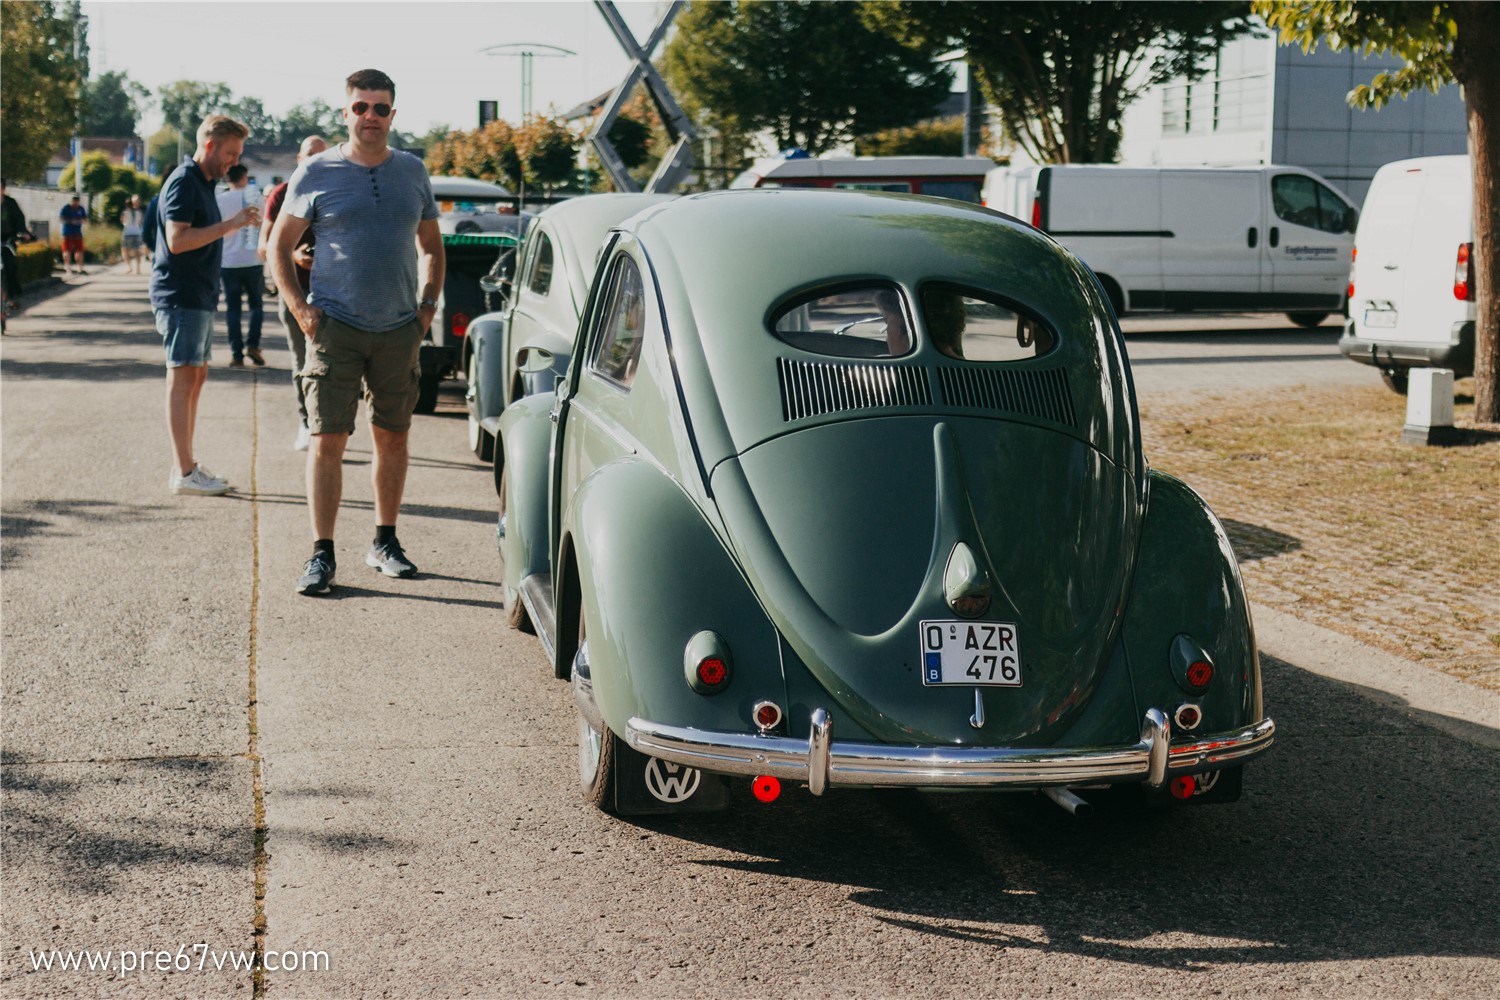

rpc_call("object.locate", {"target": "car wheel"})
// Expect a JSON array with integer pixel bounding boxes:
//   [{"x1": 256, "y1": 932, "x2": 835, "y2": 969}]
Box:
[
  {"x1": 499, "y1": 468, "x2": 534, "y2": 634},
  {"x1": 576, "y1": 611, "x2": 621, "y2": 813},
  {"x1": 1381, "y1": 368, "x2": 1409, "y2": 395},
  {"x1": 466, "y1": 351, "x2": 494, "y2": 461},
  {"x1": 414, "y1": 368, "x2": 440, "y2": 415},
  {"x1": 1286, "y1": 311, "x2": 1329, "y2": 328}
]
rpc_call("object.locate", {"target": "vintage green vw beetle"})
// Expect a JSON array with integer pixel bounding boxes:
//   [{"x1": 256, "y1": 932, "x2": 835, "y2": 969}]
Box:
[{"x1": 497, "y1": 188, "x2": 1274, "y2": 817}]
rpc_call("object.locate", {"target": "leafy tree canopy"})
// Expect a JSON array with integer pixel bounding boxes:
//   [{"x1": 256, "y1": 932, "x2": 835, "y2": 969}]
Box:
[
  {"x1": 57, "y1": 150, "x2": 113, "y2": 195},
  {"x1": 157, "y1": 79, "x2": 232, "y2": 138},
  {"x1": 862, "y1": 1, "x2": 1254, "y2": 164},
  {"x1": 83, "y1": 70, "x2": 150, "y2": 137},
  {"x1": 858, "y1": 116, "x2": 966, "y2": 157},
  {"x1": 664, "y1": 0, "x2": 953, "y2": 157},
  {"x1": 1, "y1": 0, "x2": 86, "y2": 182},
  {"x1": 515, "y1": 115, "x2": 579, "y2": 190}
]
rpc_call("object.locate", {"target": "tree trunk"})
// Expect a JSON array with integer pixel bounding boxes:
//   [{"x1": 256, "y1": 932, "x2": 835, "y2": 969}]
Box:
[{"x1": 1455, "y1": 3, "x2": 1500, "y2": 423}]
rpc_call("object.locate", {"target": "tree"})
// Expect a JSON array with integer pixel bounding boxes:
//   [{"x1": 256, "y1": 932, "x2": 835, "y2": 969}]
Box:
[
  {"x1": 863, "y1": 2, "x2": 1254, "y2": 164},
  {"x1": 83, "y1": 70, "x2": 150, "y2": 137},
  {"x1": 1255, "y1": 2, "x2": 1500, "y2": 422},
  {"x1": 57, "y1": 150, "x2": 115, "y2": 216},
  {"x1": 222, "y1": 96, "x2": 277, "y2": 145},
  {"x1": 858, "y1": 116, "x2": 966, "y2": 157},
  {"x1": 0, "y1": 0, "x2": 86, "y2": 182},
  {"x1": 279, "y1": 99, "x2": 345, "y2": 146},
  {"x1": 147, "y1": 125, "x2": 185, "y2": 177},
  {"x1": 514, "y1": 115, "x2": 579, "y2": 192},
  {"x1": 663, "y1": 1, "x2": 952, "y2": 157},
  {"x1": 157, "y1": 79, "x2": 232, "y2": 136}
]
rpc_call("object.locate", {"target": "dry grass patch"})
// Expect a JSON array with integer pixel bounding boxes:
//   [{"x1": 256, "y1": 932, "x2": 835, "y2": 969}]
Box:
[{"x1": 1139, "y1": 379, "x2": 1499, "y2": 691}]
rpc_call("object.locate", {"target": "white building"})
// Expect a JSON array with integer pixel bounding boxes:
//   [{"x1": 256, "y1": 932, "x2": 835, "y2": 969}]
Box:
[{"x1": 1119, "y1": 34, "x2": 1467, "y2": 204}]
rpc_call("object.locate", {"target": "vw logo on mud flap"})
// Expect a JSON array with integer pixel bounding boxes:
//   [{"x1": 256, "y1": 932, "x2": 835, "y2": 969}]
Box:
[{"x1": 644, "y1": 758, "x2": 702, "y2": 803}]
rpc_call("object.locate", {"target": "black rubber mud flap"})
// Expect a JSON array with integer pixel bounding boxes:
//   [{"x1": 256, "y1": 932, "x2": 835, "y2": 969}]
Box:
[{"x1": 611, "y1": 737, "x2": 728, "y2": 816}]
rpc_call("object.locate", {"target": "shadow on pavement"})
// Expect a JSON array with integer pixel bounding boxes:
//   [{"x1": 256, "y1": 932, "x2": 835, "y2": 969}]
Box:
[
  {"x1": 631, "y1": 655, "x2": 1500, "y2": 969},
  {"x1": 1222, "y1": 519, "x2": 1301, "y2": 563}
]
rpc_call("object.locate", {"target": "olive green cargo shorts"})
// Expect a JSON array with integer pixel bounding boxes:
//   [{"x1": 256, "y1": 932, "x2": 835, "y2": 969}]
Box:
[{"x1": 302, "y1": 314, "x2": 423, "y2": 435}]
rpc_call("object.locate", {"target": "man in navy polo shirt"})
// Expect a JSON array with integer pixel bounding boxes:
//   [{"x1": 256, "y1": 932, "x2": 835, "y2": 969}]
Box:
[{"x1": 151, "y1": 114, "x2": 261, "y2": 496}]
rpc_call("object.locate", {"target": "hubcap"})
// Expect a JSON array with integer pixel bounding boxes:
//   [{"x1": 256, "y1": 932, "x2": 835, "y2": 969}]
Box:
[
  {"x1": 577, "y1": 712, "x2": 601, "y2": 788},
  {"x1": 466, "y1": 355, "x2": 481, "y2": 447}
]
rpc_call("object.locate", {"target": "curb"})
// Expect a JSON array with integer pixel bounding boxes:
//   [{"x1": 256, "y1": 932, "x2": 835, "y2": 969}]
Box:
[{"x1": 1254, "y1": 604, "x2": 1500, "y2": 750}]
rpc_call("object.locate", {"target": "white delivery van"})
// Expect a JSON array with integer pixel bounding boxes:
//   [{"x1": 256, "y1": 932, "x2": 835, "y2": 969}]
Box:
[
  {"x1": 981, "y1": 164, "x2": 1357, "y2": 326},
  {"x1": 1339, "y1": 154, "x2": 1475, "y2": 392}
]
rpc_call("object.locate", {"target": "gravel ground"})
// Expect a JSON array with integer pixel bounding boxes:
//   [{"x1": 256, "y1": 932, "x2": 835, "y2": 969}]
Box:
[{"x1": 1139, "y1": 378, "x2": 1500, "y2": 692}]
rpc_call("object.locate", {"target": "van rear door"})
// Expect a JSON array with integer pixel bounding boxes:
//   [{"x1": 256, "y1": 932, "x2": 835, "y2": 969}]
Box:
[
  {"x1": 1158, "y1": 170, "x2": 1263, "y2": 309},
  {"x1": 1044, "y1": 167, "x2": 1162, "y2": 310},
  {"x1": 1265, "y1": 172, "x2": 1355, "y2": 310}
]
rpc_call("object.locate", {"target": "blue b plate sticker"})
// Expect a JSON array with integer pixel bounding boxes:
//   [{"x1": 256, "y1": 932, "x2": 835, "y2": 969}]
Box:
[{"x1": 919, "y1": 620, "x2": 1021, "y2": 687}]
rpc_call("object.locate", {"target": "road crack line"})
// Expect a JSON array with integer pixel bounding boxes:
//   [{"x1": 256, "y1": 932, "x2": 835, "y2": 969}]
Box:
[{"x1": 248, "y1": 370, "x2": 269, "y2": 998}]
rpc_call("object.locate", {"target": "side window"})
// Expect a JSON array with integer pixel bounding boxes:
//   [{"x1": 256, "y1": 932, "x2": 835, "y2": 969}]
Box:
[
  {"x1": 1273, "y1": 175, "x2": 1351, "y2": 234},
  {"x1": 527, "y1": 232, "x2": 554, "y2": 295},
  {"x1": 919, "y1": 284, "x2": 1057, "y2": 362},
  {"x1": 771, "y1": 285, "x2": 913, "y2": 359},
  {"x1": 589, "y1": 255, "x2": 647, "y2": 389}
]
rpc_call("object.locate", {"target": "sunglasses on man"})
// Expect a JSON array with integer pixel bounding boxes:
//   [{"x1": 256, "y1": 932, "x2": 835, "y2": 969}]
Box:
[{"x1": 350, "y1": 101, "x2": 392, "y2": 118}]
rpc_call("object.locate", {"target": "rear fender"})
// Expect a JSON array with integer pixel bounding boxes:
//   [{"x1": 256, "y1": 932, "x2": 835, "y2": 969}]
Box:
[
  {"x1": 567, "y1": 459, "x2": 783, "y2": 740},
  {"x1": 1122, "y1": 472, "x2": 1263, "y2": 731},
  {"x1": 465, "y1": 313, "x2": 509, "y2": 422},
  {"x1": 496, "y1": 393, "x2": 556, "y2": 596}
]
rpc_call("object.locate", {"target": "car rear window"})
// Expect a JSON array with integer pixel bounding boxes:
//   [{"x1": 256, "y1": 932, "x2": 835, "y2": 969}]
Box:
[
  {"x1": 919, "y1": 284, "x2": 1056, "y2": 362},
  {"x1": 771, "y1": 285, "x2": 914, "y2": 359}
]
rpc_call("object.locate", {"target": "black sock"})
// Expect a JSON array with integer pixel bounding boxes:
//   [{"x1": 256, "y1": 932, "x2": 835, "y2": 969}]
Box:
[
  {"x1": 374, "y1": 525, "x2": 396, "y2": 546},
  {"x1": 313, "y1": 539, "x2": 335, "y2": 561}
]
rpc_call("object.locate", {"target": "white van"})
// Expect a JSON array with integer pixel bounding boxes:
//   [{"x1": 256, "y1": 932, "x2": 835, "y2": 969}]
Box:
[
  {"x1": 981, "y1": 164, "x2": 1357, "y2": 326},
  {"x1": 1339, "y1": 155, "x2": 1474, "y2": 392}
]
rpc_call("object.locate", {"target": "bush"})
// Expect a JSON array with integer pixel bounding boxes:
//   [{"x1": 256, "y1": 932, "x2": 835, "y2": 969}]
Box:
[{"x1": 14, "y1": 242, "x2": 55, "y2": 284}]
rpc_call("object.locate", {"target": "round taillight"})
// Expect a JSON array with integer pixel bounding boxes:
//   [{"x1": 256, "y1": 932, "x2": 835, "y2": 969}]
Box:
[
  {"x1": 1185, "y1": 660, "x2": 1214, "y2": 690},
  {"x1": 1169, "y1": 775, "x2": 1197, "y2": 800},
  {"x1": 697, "y1": 657, "x2": 728, "y2": 688},
  {"x1": 752, "y1": 700, "x2": 782, "y2": 732},
  {"x1": 752, "y1": 775, "x2": 781, "y2": 803},
  {"x1": 1174, "y1": 703, "x2": 1203, "y2": 731},
  {"x1": 451, "y1": 311, "x2": 471, "y2": 337}
]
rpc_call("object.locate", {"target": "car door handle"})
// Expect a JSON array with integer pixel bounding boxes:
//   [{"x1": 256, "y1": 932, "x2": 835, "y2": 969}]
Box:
[
  {"x1": 1383, "y1": 263, "x2": 1400, "y2": 270},
  {"x1": 1269, "y1": 226, "x2": 1280, "y2": 248},
  {"x1": 1247, "y1": 227, "x2": 1258, "y2": 248}
]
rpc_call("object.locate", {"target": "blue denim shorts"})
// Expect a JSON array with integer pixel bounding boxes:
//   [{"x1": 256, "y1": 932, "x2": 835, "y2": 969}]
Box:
[{"x1": 155, "y1": 307, "x2": 214, "y2": 367}]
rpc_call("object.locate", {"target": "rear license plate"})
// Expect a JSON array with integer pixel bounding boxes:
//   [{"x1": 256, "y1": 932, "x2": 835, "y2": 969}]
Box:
[
  {"x1": 920, "y1": 620, "x2": 1022, "y2": 687},
  {"x1": 1363, "y1": 308, "x2": 1397, "y2": 329}
]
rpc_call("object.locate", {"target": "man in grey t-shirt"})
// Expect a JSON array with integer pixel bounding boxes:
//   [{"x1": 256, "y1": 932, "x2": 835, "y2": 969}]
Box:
[{"x1": 269, "y1": 68, "x2": 445, "y2": 596}]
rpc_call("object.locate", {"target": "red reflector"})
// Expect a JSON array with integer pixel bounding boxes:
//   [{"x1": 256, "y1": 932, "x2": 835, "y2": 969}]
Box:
[
  {"x1": 696, "y1": 658, "x2": 728, "y2": 688},
  {"x1": 1455, "y1": 242, "x2": 1474, "y2": 301},
  {"x1": 752, "y1": 775, "x2": 781, "y2": 803},
  {"x1": 1186, "y1": 660, "x2": 1214, "y2": 689},
  {"x1": 451, "y1": 312, "x2": 471, "y2": 337},
  {"x1": 1030, "y1": 196, "x2": 1042, "y2": 229},
  {"x1": 754, "y1": 702, "x2": 782, "y2": 730},
  {"x1": 950, "y1": 594, "x2": 990, "y2": 618},
  {"x1": 1169, "y1": 775, "x2": 1196, "y2": 800}
]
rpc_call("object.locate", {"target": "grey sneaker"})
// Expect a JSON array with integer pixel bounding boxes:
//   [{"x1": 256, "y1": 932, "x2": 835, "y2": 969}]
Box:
[
  {"x1": 171, "y1": 464, "x2": 230, "y2": 496},
  {"x1": 296, "y1": 553, "x2": 335, "y2": 595},
  {"x1": 366, "y1": 538, "x2": 417, "y2": 578}
]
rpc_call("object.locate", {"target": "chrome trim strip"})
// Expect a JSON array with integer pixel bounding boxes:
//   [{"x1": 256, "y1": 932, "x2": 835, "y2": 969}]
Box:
[{"x1": 624, "y1": 711, "x2": 1274, "y2": 790}]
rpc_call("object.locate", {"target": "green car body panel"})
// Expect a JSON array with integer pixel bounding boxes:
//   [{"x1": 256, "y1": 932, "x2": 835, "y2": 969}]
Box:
[{"x1": 499, "y1": 188, "x2": 1272, "y2": 803}]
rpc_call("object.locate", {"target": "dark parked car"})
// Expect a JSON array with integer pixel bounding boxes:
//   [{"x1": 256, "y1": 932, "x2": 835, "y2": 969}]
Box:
[{"x1": 498, "y1": 189, "x2": 1275, "y2": 817}]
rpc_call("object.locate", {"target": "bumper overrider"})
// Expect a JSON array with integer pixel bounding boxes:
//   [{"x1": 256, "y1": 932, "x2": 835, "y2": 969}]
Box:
[{"x1": 622, "y1": 708, "x2": 1274, "y2": 794}]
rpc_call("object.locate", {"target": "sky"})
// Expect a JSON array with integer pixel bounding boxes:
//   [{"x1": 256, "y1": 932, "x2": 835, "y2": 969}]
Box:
[{"x1": 82, "y1": 0, "x2": 677, "y2": 139}]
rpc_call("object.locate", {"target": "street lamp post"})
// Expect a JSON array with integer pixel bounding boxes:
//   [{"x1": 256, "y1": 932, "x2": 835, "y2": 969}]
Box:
[{"x1": 479, "y1": 42, "x2": 577, "y2": 120}]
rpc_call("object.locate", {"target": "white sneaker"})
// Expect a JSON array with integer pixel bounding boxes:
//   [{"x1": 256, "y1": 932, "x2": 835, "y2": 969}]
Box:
[
  {"x1": 294, "y1": 423, "x2": 311, "y2": 451},
  {"x1": 171, "y1": 464, "x2": 230, "y2": 496}
]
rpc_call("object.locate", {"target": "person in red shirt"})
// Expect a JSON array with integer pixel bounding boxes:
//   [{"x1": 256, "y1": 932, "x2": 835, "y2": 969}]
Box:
[{"x1": 259, "y1": 134, "x2": 327, "y2": 451}]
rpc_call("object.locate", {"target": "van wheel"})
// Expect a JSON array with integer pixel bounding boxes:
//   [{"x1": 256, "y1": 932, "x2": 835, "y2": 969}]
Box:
[
  {"x1": 1380, "y1": 369, "x2": 1409, "y2": 395},
  {"x1": 1286, "y1": 311, "x2": 1329, "y2": 328}
]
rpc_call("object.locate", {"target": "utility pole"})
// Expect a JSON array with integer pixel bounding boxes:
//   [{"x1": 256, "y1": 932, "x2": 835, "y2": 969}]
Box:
[{"x1": 72, "y1": 13, "x2": 89, "y2": 197}]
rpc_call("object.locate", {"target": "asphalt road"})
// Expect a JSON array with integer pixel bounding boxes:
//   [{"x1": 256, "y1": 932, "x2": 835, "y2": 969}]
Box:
[{"x1": 3, "y1": 274, "x2": 1496, "y2": 999}]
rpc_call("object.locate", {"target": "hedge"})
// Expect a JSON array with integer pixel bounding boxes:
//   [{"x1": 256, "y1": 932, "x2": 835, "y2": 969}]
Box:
[{"x1": 13, "y1": 242, "x2": 54, "y2": 285}]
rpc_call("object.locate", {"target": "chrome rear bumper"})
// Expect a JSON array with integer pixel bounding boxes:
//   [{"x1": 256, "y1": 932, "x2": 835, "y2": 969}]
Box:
[{"x1": 624, "y1": 709, "x2": 1274, "y2": 793}]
